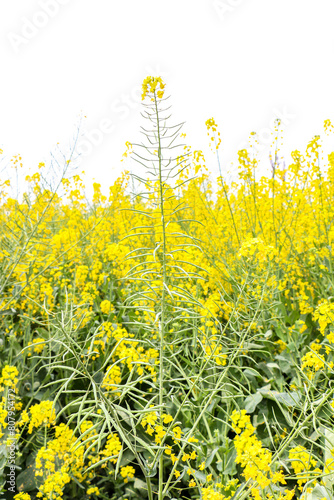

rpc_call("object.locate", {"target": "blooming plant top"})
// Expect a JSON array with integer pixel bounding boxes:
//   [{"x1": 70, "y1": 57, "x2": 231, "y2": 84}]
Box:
[
  {"x1": 205, "y1": 117, "x2": 221, "y2": 150},
  {"x1": 141, "y1": 76, "x2": 166, "y2": 101}
]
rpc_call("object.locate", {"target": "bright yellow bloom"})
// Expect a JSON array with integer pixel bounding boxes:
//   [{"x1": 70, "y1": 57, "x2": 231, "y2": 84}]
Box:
[
  {"x1": 101, "y1": 433, "x2": 122, "y2": 464},
  {"x1": 28, "y1": 400, "x2": 56, "y2": 434},
  {"x1": 27, "y1": 338, "x2": 46, "y2": 356},
  {"x1": 100, "y1": 299, "x2": 114, "y2": 314},
  {"x1": 162, "y1": 413, "x2": 173, "y2": 424},
  {"x1": 0, "y1": 365, "x2": 19, "y2": 389},
  {"x1": 87, "y1": 486, "x2": 100, "y2": 495},
  {"x1": 102, "y1": 365, "x2": 122, "y2": 395},
  {"x1": 120, "y1": 465, "x2": 135, "y2": 483},
  {"x1": 14, "y1": 494, "x2": 32, "y2": 500},
  {"x1": 289, "y1": 445, "x2": 317, "y2": 490},
  {"x1": 141, "y1": 76, "x2": 165, "y2": 101}
]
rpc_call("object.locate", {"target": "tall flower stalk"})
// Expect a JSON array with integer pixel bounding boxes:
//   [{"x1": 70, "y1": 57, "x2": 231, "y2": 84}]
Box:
[{"x1": 125, "y1": 76, "x2": 202, "y2": 499}]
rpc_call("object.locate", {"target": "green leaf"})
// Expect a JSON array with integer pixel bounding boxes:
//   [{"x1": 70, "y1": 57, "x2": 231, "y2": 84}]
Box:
[
  {"x1": 275, "y1": 355, "x2": 292, "y2": 373},
  {"x1": 244, "y1": 392, "x2": 263, "y2": 413},
  {"x1": 134, "y1": 478, "x2": 148, "y2": 491},
  {"x1": 16, "y1": 463, "x2": 38, "y2": 492},
  {"x1": 258, "y1": 384, "x2": 272, "y2": 395},
  {"x1": 193, "y1": 469, "x2": 207, "y2": 482},
  {"x1": 0, "y1": 455, "x2": 7, "y2": 472},
  {"x1": 221, "y1": 447, "x2": 237, "y2": 475},
  {"x1": 205, "y1": 446, "x2": 220, "y2": 467},
  {"x1": 267, "y1": 362, "x2": 280, "y2": 370},
  {"x1": 302, "y1": 483, "x2": 332, "y2": 500},
  {"x1": 243, "y1": 367, "x2": 262, "y2": 378},
  {"x1": 272, "y1": 391, "x2": 302, "y2": 407}
]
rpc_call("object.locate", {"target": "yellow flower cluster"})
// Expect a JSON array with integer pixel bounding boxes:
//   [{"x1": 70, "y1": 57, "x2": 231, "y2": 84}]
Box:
[
  {"x1": 14, "y1": 494, "x2": 32, "y2": 500},
  {"x1": 101, "y1": 432, "x2": 122, "y2": 464},
  {"x1": 324, "y1": 118, "x2": 334, "y2": 135},
  {"x1": 27, "y1": 338, "x2": 46, "y2": 356},
  {"x1": 35, "y1": 423, "x2": 85, "y2": 499},
  {"x1": 0, "y1": 397, "x2": 8, "y2": 439},
  {"x1": 87, "y1": 486, "x2": 100, "y2": 495},
  {"x1": 230, "y1": 410, "x2": 294, "y2": 499},
  {"x1": 313, "y1": 300, "x2": 334, "y2": 339},
  {"x1": 36, "y1": 469, "x2": 71, "y2": 500},
  {"x1": 141, "y1": 76, "x2": 165, "y2": 100},
  {"x1": 33, "y1": 420, "x2": 122, "y2": 498},
  {"x1": 141, "y1": 407, "x2": 174, "y2": 444},
  {"x1": 201, "y1": 487, "x2": 228, "y2": 500},
  {"x1": 28, "y1": 400, "x2": 56, "y2": 434},
  {"x1": 120, "y1": 465, "x2": 135, "y2": 483},
  {"x1": 0, "y1": 365, "x2": 19, "y2": 389},
  {"x1": 101, "y1": 364, "x2": 122, "y2": 395},
  {"x1": 301, "y1": 344, "x2": 324, "y2": 376},
  {"x1": 205, "y1": 117, "x2": 221, "y2": 150},
  {"x1": 122, "y1": 140, "x2": 133, "y2": 160},
  {"x1": 0, "y1": 366, "x2": 20, "y2": 439},
  {"x1": 200, "y1": 479, "x2": 240, "y2": 500},
  {"x1": 238, "y1": 238, "x2": 278, "y2": 263},
  {"x1": 289, "y1": 445, "x2": 320, "y2": 491},
  {"x1": 100, "y1": 299, "x2": 114, "y2": 315},
  {"x1": 86, "y1": 486, "x2": 100, "y2": 496}
]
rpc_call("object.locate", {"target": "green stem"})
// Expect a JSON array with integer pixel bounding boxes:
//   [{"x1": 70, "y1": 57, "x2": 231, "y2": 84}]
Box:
[
  {"x1": 154, "y1": 91, "x2": 166, "y2": 500},
  {"x1": 147, "y1": 476, "x2": 154, "y2": 500}
]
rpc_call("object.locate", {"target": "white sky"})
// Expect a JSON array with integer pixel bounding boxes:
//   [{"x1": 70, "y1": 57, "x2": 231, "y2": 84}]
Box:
[{"x1": 1, "y1": 0, "x2": 334, "y2": 194}]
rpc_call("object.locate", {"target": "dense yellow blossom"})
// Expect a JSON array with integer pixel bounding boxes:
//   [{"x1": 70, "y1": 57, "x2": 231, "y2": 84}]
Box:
[
  {"x1": 28, "y1": 401, "x2": 56, "y2": 434},
  {"x1": 0, "y1": 397, "x2": 8, "y2": 438},
  {"x1": 0, "y1": 365, "x2": 19, "y2": 389},
  {"x1": 289, "y1": 445, "x2": 318, "y2": 490},
  {"x1": 301, "y1": 342, "x2": 326, "y2": 379},
  {"x1": 101, "y1": 433, "x2": 122, "y2": 464},
  {"x1": 86, "y1": 486, "x2": 100, "y2": 495},
  {"x1": 230, "y1": 410, "x2": 291, "y2": 496},
  {"x1": 141, "y1": 76, "x2": 165, "y2": 100},
  {"x1": 100, "y1": 299, "x2": 114, "y2": 314},
  {"x1": 101, "y1": 364, "x2": 122, "y2": 395},
  {"x1": 120, "y1": 465, "x2": 135, "y2": 483},
  {"x1": 27, "y1": 338, "x2": 46, "y2": 356}
]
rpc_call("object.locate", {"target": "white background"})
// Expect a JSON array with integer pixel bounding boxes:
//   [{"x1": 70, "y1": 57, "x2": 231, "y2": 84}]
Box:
[{"x1": 1, "y1": 0, "x2": 334, "y2": 193}]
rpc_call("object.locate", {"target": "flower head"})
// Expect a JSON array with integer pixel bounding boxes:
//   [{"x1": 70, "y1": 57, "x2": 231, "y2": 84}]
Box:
[{"x1": 142, "y1": 76, "x2": 165, "y2": 101}]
